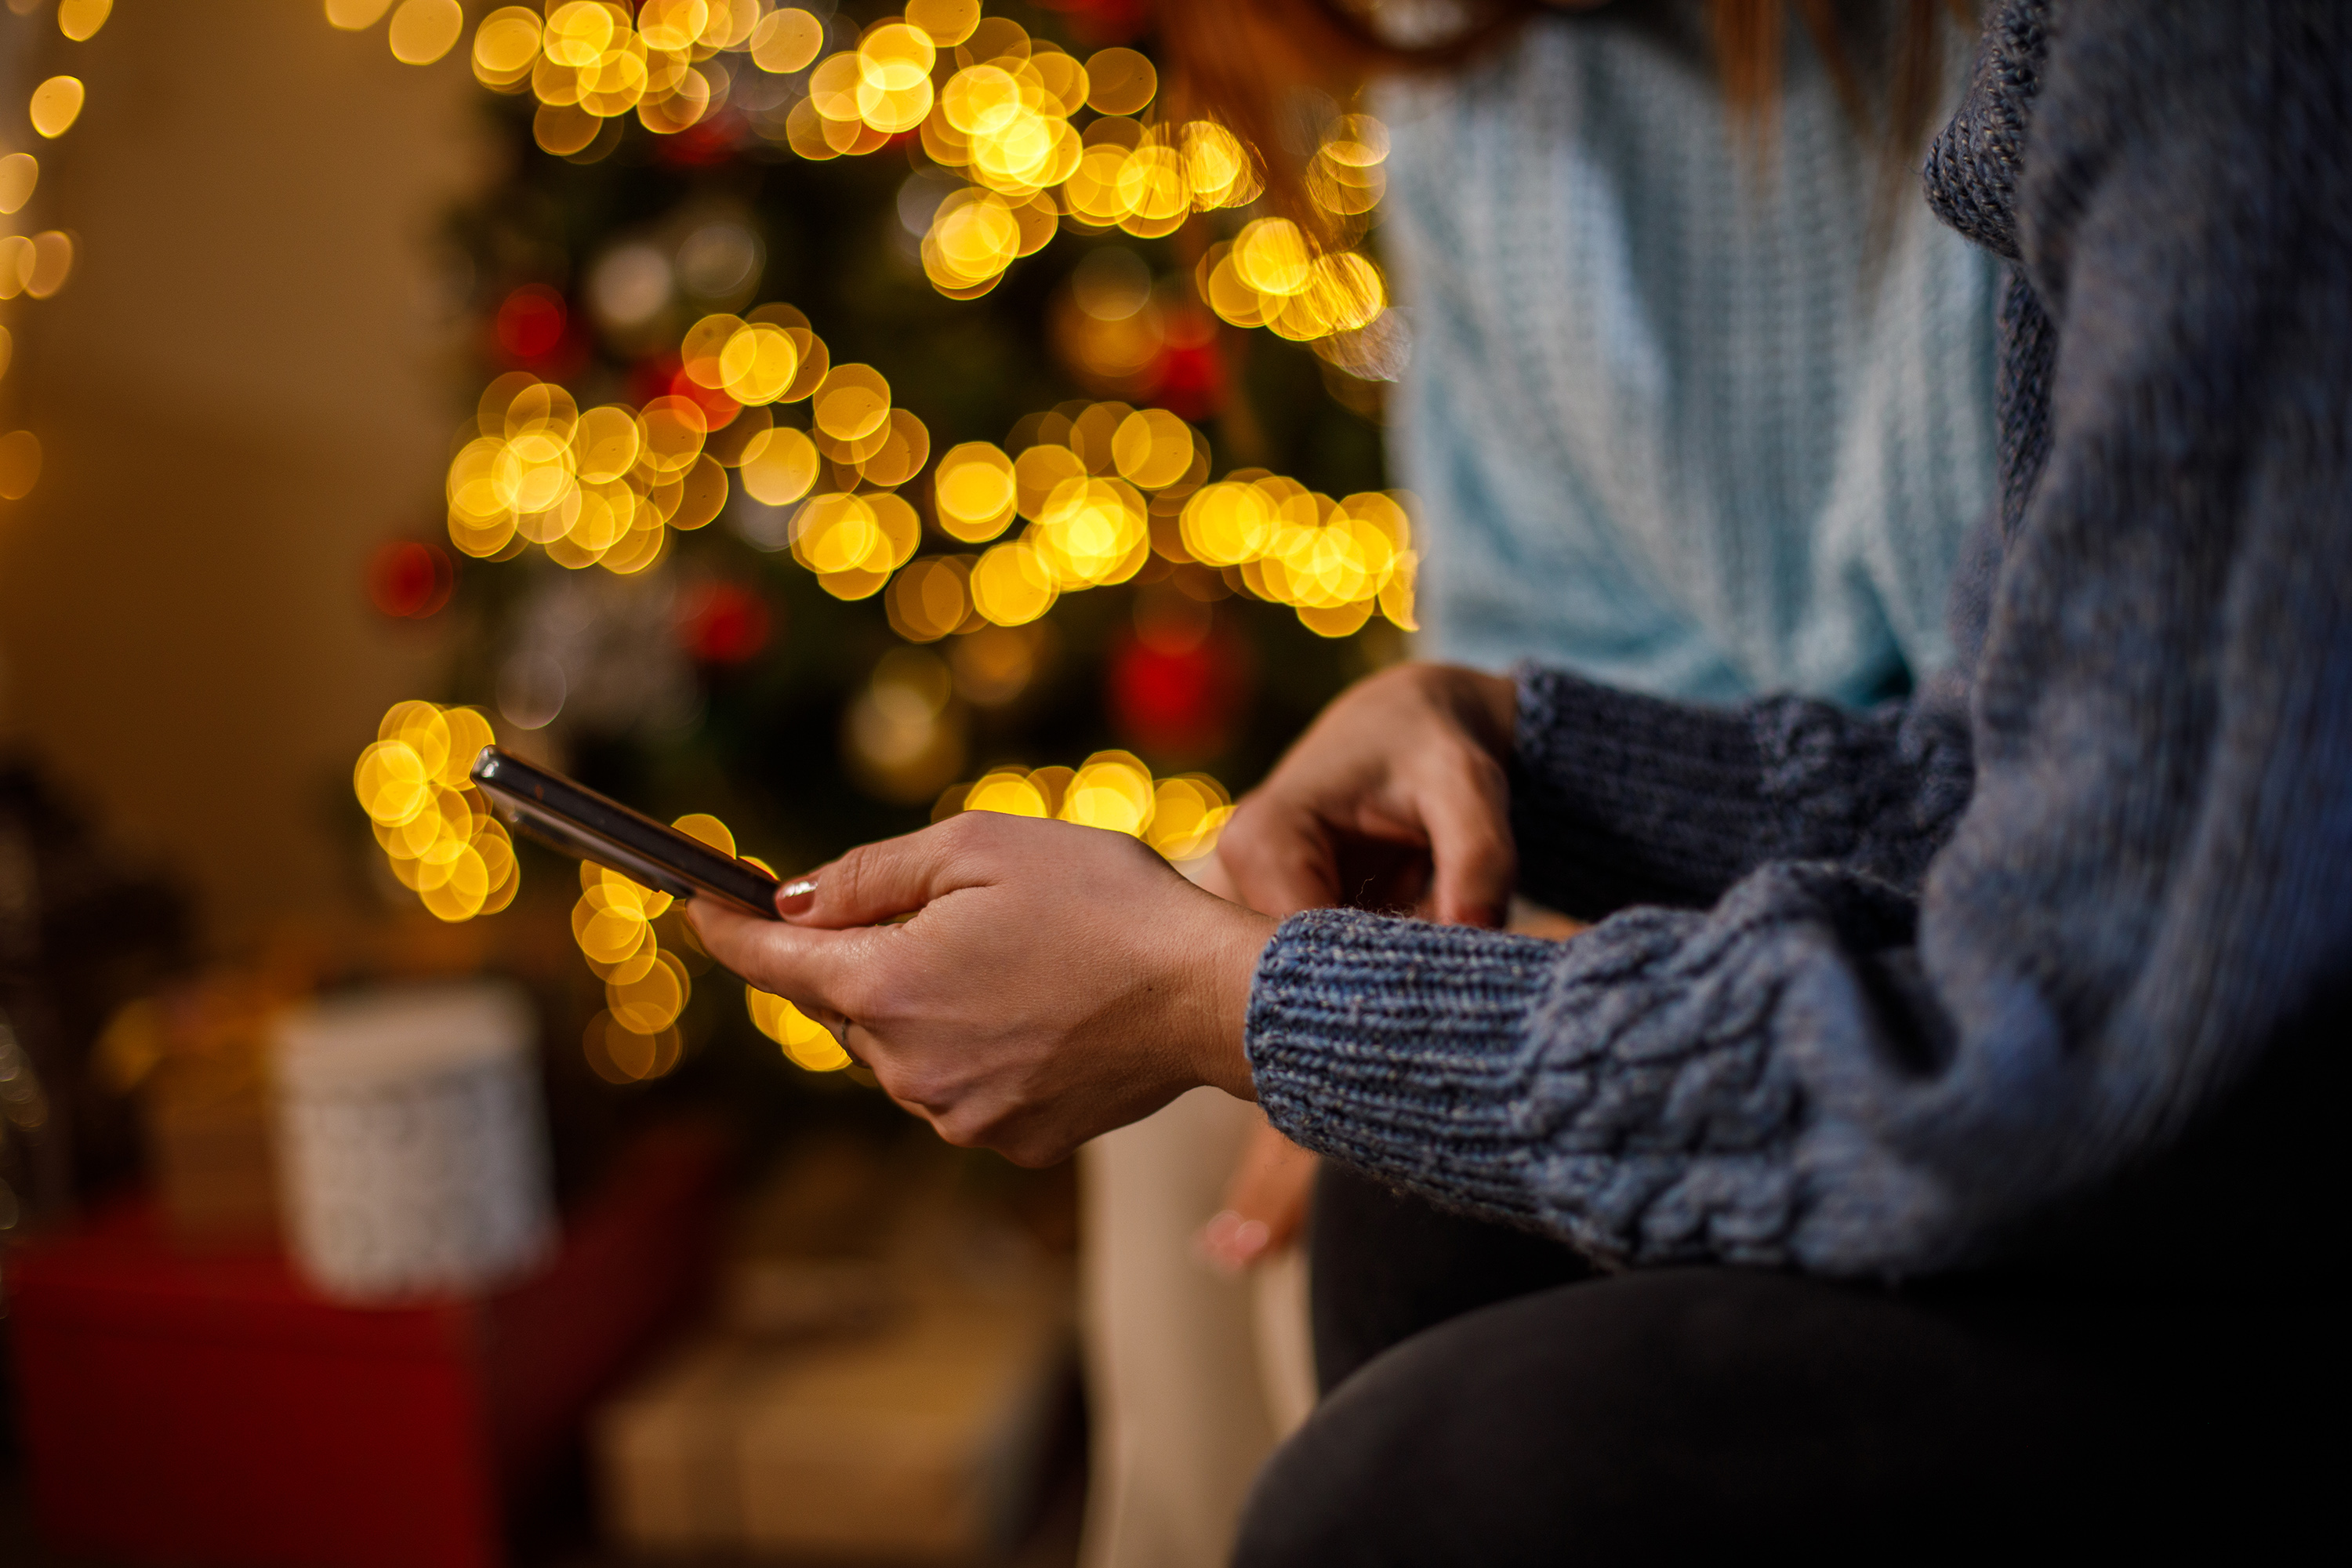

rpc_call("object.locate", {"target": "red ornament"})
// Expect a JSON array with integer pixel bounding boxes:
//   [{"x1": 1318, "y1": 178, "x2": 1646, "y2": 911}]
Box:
[
  {"x1": 1108, "y1": 626, "x2": 1243, "y2": 760},
  {"x1": 667, "y1": 365, "x2": 741, "y2": 430},
  {"x1": 675, "y1": 579, "x2": 773, "y2": 666},
  {"x1": 367, "y1": 540, "x2": 454, "y2": 619},
  {"x1": 494, "y1": 284, "x2": 568, "y2": 361},
  {"x1": 1149, "y1": 339, "x2": 1228, "y2": 423},
  {"x1": 628, "y1": 352, "x2": 740, "y2": 430},
  {"x1": 657, "y1": 116, "x2": 742, "y2": 169}
]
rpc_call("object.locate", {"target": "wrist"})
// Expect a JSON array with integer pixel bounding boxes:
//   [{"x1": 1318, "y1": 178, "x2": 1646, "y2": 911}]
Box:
[
  {"x1": 1187, "y1": 896, "x2": 1275, "y2": 1101},
  {"x1": 1458, "y1": 667, "x2": 1519, "y2": 754}
]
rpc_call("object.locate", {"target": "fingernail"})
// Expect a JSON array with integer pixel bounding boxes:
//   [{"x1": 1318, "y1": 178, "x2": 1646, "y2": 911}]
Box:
[
  {"x1": 1194, "y1": 1210, "x2": 1270, "y2": 1276},
  {"x1": 777, "y1": 877, "x2": 818, "y2": 916}
]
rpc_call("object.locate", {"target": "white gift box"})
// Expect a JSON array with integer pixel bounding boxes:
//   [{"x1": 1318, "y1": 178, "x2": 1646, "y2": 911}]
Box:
[{"x1": 270, "y1": 981, "x2": 556, "y2": 1303}]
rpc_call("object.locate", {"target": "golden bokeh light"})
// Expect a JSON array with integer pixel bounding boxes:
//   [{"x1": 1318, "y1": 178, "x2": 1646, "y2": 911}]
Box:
[
  {"x1": 1083, "y1": 47, "x2": 1156, "y2": 116},
  {"x1": 739, "y1": 425, "x2": 819, "y2": 506},
  {"x1": 884, "y1": 555, "x2": 975, "y2": 643},
  {"x1": 856, "y1": 408, "x2": 931, "y2": 489},
  {"x1": 586, "y1": 1010, "x2": 684, "y2": 1083},
  {"x1": 1062, "y1": 750, "x2": 1153, "y2": 835},
  {"x1": 0, "y1": 431, "x2": 37, "y2": 503},
  {"x1": 811, "y1": 363, "x2": 891, "y2": 443},
  {"x1": 355, "y1": 702, "x2": 521, "y2": 921},
  {"x1": 968, "y1": 538, "x2": 1058, "y2": 626},
  {"x1": 325, "y1": 0, "x2": 394, "y2": 30},
  {"x1": 935, "y1": 441, "x2": 1018, "y2": 542},
  {"x1": 1012, "y1": 440, "x2": 1087, "y2": 520},
  {"x1": 0, "y1": 238, "x2": 33, "y2": 301},
  {"x1": 23, "y1": 231, "x2": 72, "y2": 299},
  {"x1": 945, "y1": 757, "x2": 1232, "y2": 862},
  {"x1": 907, "y1": 0, "x2": 982, "y2": 47},
  {"x1": 670, "y1": 812, "x2": 737, "y2": 856},
  {"x1": 1031, "y1": 475, "x2": 1148, "y2": 589},
  {"x1": 961, "y1": 768, "x2": 1047, "y2": 818},
  {"x1": 789, "y1": 490, "x2": 880, "y2": 575},
  {"x1": 747, "y1": 986, "x2": 849, "y2": 1073},
  {"x1": 948, "y1": 622, "x2": 1037, "y2": 706},
  {"x1": 750, "y1": 8, "x2": 825, "y2": 74},
  {"x1": 57, "y1": 0, "x2": 112, "y2": 42},
  {"x1": 387, "y1": 0, "x2": 465, "y2": 65},
  {"x1": 0, "y1": 154, "x2": 34, "y2": 216},
  {"x1": 846, "y1": 647, "x2": 963, "y2": 801},
  {"x1": 1148, "y1": 775, "x2": 1235, "y2": 862},
  {"x1": 471, "y1": 6, "x2": 543, "y2": 88},
  {"x1": 718, "y1": 322, "x2": 801, "y2": 405},
  {"x1": 29, "y1": 77, "x2": 85, "y2": 140},
  {"x1": 1112, "y1": 408, "x2": 1196, "y2": 491},
  {"x1": 608, "y1": 948, "x2": 689, "y2": 1034}
]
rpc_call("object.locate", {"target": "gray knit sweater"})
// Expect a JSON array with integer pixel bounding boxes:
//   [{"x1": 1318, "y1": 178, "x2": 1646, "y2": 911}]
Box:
[{"x1": 1245, "y1": 0, "x2": 2352, "y2": 1279}]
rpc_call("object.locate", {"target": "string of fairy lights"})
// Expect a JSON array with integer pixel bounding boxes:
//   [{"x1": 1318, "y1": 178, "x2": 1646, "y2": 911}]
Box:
[
  {"x1": 341, "y1": 1, "x2": 1410, "y2": 1082},
  {"x1": 0, "y1": 0, "x2": 108, "y2": 508}
]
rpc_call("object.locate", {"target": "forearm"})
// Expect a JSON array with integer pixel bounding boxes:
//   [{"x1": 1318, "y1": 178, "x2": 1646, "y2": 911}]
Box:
[
  {"x1": 1248, "y1": 0, "x2": 2352, "y2": 1283},
  {"x1": 1508, "y1": 665, "x2": 1973, "y2": 918}
]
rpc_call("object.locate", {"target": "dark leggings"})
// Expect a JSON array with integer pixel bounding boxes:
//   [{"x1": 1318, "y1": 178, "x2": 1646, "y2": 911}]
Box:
[{"x1": 1236, "y1": 1165, "x2": 2327, "y2": 1564}]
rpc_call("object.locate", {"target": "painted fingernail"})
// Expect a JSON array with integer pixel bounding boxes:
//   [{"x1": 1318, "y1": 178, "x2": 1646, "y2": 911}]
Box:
[{"x1": 777, "y1": 877, "x2": 818, "y2": 915}]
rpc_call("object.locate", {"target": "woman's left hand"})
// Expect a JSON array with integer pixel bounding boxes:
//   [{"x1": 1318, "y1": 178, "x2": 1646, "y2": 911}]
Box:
[{"x1": 686, "y1": 811, "x2": 1276, "y2": 1166}]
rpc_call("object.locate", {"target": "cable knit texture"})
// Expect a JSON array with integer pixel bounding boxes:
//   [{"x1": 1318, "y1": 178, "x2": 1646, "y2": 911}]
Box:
[
  {"x1": 1250, "y1": 0, "x2": 2352, "y2": 1278},
  {"x1": 1381, "y1": 2, "x2": 1998, "y2": 702}
]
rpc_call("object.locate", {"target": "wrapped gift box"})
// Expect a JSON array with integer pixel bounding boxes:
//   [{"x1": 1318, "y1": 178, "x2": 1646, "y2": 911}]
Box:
[
  {"x1": 5, "y1": 1120, "x2": 728, "y2": 1568},
  {"x1": 596, "y1": 1290, "x2": 1071, "y2": 1563},
  {"x1": 593, "y1": 1138, "x2": 1075, "y2": 1562}
]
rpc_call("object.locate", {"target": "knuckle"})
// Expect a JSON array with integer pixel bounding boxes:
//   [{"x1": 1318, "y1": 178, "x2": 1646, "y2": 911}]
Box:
[{"x1": 828, "y1": 844, "x2": 872, "y2": 909}]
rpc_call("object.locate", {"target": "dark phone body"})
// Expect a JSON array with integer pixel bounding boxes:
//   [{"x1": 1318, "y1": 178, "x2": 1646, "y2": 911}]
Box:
[{"x1": 469, "y1": 746, "x2": 782, "y2": 918}]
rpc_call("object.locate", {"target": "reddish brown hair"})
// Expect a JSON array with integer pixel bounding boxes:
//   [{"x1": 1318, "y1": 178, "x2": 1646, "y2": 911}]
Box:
[{"x1": 1160, "y1": 1, "x2": 1965, "y2": 249}]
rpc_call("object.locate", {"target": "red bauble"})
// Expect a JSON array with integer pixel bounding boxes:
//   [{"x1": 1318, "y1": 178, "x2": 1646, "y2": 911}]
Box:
[
  {"x1": 675, "y1": 580, "x2": 773, "y2": 666},
  {"x1": 1108, "y1": 627, "x2": 1243, "y2": 760},
  {"x1": 629, "y1": 352, "x2": 740, "y2": 430},
  {"x1": 495, "y1": 284, "x2": 568, "y2": 361},
  {"x1": 667, "y1": 365, "x2": 741, "y2": 430},
  {"x1": 368, "y1": 540, "x2": 453, "y2": 619},
  {"x1": 1150, "y1": 339, "x2": 1228, "y2": 423},
  {"x1": 656, "y1": 117, "x2": 742, "y2": 168}
]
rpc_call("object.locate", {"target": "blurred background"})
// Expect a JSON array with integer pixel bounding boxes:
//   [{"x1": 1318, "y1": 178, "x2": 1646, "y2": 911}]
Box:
[{"x1": 0, "y1": 2, "x2": 1403, "y2": 1563}]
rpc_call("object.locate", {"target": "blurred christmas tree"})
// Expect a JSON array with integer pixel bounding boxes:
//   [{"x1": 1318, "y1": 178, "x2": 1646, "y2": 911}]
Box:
[{"x1": 345, "y1": 0, "x2": 1409, "y2": 1092}]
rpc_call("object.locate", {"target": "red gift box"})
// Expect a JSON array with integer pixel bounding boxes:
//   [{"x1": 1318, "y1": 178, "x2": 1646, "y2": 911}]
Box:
[{"x1": 6, "y1": 1120, "x2": 729, "y2": 1568}]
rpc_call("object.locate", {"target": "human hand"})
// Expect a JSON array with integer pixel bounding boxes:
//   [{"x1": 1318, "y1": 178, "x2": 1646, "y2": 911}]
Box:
[
  {"x1": 1198, "y1": 1116, "x2": 1321, "y2": 1273},
  {"x1": 685, "y1": 812, "x2": 1276, "y2": 1167},
  {"x1": 1216, "y1": 662, "x2": 1519, "y2": 927}
]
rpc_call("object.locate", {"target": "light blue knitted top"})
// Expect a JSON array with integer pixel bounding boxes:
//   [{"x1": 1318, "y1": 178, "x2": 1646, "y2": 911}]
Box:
[{"x1": 1381, "y1": 5, "x2": 1998, "y2": 703}]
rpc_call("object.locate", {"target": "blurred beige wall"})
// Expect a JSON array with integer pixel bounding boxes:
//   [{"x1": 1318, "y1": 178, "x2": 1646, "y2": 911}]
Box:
[{"x1": 0, "y1": 5, "x2": 489, "y2": 948}]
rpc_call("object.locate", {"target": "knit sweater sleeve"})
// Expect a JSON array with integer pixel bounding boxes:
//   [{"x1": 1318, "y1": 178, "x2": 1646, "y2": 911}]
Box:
[
  {"x1": 1247, "y1": 0, "x2": 2352, "y2": 1276},
  {"x1": 1504, "y1": 663, "x2": 1974, "y2": 918}
]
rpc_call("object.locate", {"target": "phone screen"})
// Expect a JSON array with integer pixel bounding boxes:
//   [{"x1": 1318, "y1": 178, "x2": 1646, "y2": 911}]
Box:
[{"x1": 469, "y1": 746, "x2": 782, "y2": 918}]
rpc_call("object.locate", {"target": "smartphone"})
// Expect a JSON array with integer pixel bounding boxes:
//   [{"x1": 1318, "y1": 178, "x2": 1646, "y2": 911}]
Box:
[{"x1": 469, "y1": 746, "x2": 783, "y2": 918}]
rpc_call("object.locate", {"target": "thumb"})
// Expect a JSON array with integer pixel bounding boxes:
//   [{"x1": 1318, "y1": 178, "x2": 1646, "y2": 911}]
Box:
[
  {"x1": 1220, "y1": 797, "x2": 1341, "y2": 920},
  {"x1": 1419, "y1": 757, "x2": 1516, "y2": 928},
  {"x1": 686, "y1": 895, "x2": 865, "y2": 1011},
  {"x1": 779, "y1": 815, "x2": 1004, "y2": 928}
]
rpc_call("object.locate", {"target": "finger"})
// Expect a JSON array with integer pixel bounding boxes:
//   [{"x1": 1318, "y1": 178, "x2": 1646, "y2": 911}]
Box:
[
  {"x1": 1221, "y1": 797, "x2": 1342, "y2": 920},
  {"x1": 685, "y1": 895, "x2": 867, "y2": 1009},
  {"x1": 1199, "y1": 1122, "x2": 1319, "y2": 1271},
  {"x1": 779, "y1": 814, "x2": 1008, "y2": 929},
  {"x1": 1417, "y1": 753, "x2": 1517, "y2": 928}
]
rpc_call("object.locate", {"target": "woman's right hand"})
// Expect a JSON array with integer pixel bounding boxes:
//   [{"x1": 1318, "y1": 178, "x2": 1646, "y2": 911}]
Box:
[{"x1": 1214, "y1": 662, "x2": 1520, "y2": 927}]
